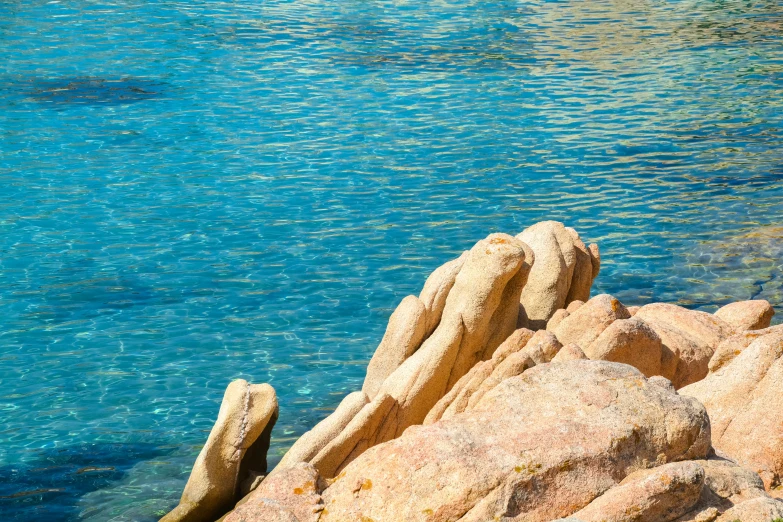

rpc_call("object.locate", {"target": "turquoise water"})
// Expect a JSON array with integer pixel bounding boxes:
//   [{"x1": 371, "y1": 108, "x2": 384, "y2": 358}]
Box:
[{"x1": 0, "y1": 0, "x2": 781, "y2": 519}]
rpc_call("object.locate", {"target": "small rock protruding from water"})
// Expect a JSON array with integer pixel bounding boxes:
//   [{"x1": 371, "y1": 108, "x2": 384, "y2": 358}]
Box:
[{"x1": 161, "y1": 380, "x2": 278, "y2": 522}]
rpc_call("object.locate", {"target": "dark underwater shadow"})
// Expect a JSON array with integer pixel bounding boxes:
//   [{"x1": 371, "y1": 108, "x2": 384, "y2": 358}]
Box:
[
  {"x1": 0, "y1": 77, "x2": 166, "y2": 108},
  {"x1": 31, "y1": 77, "x2": 164, "y2": 106},
  {"x1": 0, "y1": 442, "x2": 177, "y2": 522}
]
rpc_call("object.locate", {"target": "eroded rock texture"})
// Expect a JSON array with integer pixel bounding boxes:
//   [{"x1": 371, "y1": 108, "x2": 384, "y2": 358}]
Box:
[
  {"x1": 714, "y1": 299, "x2": 775, "y2": 333},
  {"x1": 284, "y1": 233, "x2": 532, "y2": 478},
  {"x1": 517, "y1": 221, "x2": 600, "y2": 330},
  {"x1": 319, "y1": 361, "x2": 710, "y2": 522},
  {"x1": 161, "y1": 380, "x2": 278, "y2": 522},
  {"x1": 681, "y1": 329, "x2": 783, "y2": 491}
]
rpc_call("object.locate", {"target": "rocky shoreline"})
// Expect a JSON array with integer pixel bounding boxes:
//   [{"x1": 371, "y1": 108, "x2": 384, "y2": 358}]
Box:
[{"x1": 160, "y1": 221, "x2": 783, "y2": 522}]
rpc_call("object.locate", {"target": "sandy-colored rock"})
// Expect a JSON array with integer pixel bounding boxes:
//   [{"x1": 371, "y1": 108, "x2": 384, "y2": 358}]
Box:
[
  {"x1": 714, "y1": 496, "x2": 783, "y2": 521},
  {"x1": 546, "y1": 309, "x2": 570, "y2": 331},
  {"x1": 565, "y1": 227, "x2": 599, "y2": 304},
  {"x1": 571, "y1": 461, "x2": 705, "y2": 522},
  {"x1": 584, "y1": 317, "x2": 663, "y2": 378},
  {"x1": 423, "y1": 328, "x2": 536, "y2": 425},
  {"x1": 277, "y1": 391, "x2": 368, "y2": 470},
  {"x1": 700, "y1": 458, "x2": 768, "y2": 504},
  {"x1": 419, "y1": 252, "x2": 468, "y2": 337},
  {"x1": 518, "y1": 329, "x2": 562, "y2": 364},
  {"x1": 654, "y1": 457, "x2": 773, "y2": 521},
  {"x1": 709, "y1": 324, "x2": 783, "y2": 373},
  {"x1": 627, "y1": 306, "x2": 641, "y2": 317},
  {"x1": 221, "y1": 503, "x2": 298, "y2": 522},
  {"x1": 309, "y1": 392, "x2": 398, "y2": 480},
  {"x1": 463, "y1": 351, "x2": 535, "y2": 410},
  {"x1": 426, "y1": 329, "x2": 563, "y2": 424},
  {"x1": 634, "y1": 304, "x2": 732, "y2": 389},
  {"x1": 320, "y1": 361, "x2": 711, "y2": 522},
  {"x1": 464, "y1": 330, "x2": 561, "y2": 411},
  {"x1": 442, "y1": 234, "x2": 529, "y2": 391},
  {"x1": 552, "y1": 294, "x2": 631, "y2": 349},
  {"x1": 424, "y1": 358, "x2": 495, "y2": 424},
  {"x1": 491, "y1": 328, "x2": 537, "y2": 363},
  {"x1": 567, "y1": 300, "x2": 585, "y2": 313},
  {"x1": 552, "y1": 342, "x2": 588, "y2": 362},
  {"x1": 361, "y1": 296, "x2": 427, "y2": 400},
  {"x1": 225, "y1": 462, "x2": 325, "y2": 522},
  {"x1": 681, "y1": 330, "x2": 783, "y2": 491},
  {"x1": 518, "y1": 221, "x2": 584, "y2": 330},
  {"x1": 715, "y1": 300, "x2": 775, "y2": 333},
  {"x1": 634, "y1": 319, "x2": 695, "y2": 387},
  {"x1": 480, "y1": 241, "x2": 535, "y2": 361},
  {"x1": 309, "y1": 233, "x2": 528, "y2": 478},
  {"x1": 588, "y1": 243, "x2": 600, "y2": 280},
  {"x1": 636, "y1": 304, "x2": 733, "y2": 351},
  {"x1": 161, "y1": 380, "x2": 278, "y2": 522},
  {"x1": 648, "y1": 376, "x2": 676, "y2": 393}
]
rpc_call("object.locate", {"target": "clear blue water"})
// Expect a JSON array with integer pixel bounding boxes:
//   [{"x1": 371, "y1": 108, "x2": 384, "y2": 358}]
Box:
[{"x1": 0, "y1": 0, "x2": 781, "y2": 519}]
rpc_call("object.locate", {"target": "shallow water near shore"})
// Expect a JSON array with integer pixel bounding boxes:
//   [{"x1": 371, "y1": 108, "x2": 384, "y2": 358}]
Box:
[{"x1": 0, "y1": 0, "x2": 782, "y2": 519}]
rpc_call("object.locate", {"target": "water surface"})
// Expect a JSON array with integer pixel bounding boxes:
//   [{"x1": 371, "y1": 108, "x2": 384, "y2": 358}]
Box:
[{"x1": 1, "y1": 0, "x2": 782, "y2": 519}]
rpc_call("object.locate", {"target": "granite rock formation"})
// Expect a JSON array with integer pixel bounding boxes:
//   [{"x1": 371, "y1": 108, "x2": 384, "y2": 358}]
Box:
[{"x1": 162, "y1": 222, "x2": 783, "y2": 522}]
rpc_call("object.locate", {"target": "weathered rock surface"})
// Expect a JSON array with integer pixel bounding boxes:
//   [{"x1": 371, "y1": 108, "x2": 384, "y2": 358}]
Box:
[
  {"x1": 307, "y1": 233, "x2": 530, "y2": 478},
  {"x1": 162, "y1": 380, "x2": 278, "y2": 522},
  {"x1": 167, "y1": 224, "x2": 783, "y2": 522},
  {"x1": 583, "y1": 317, "x2": 663, "y2": 377},
  {"x1": 419, "y1": 252, "x2": 468, "y2": 337},
  {"x1": 277, "y1": 391, "x2": 368, "y2": 471},
  {"x1": 638, "y1": 304, "x2": 733, "y2": 348},
  {"x1": 714, "y1": 496, "x2": 783, "y2": 521},
  {"x1": 635, "y1": 303, "x2": 732, "y2": 388},
  {"x1": 552, "y1": 342, "x2": 588, "y2": 362},
  {"x1": 681, "y1": 329, "x2": 783, "y2": 491},
  {"x1": 648, "y1": 375, "x2": 676, "y2": 393},
  {"x1": 224, "y1": 462, "x2": 325, "y2": 522},
  {"x1": 553, "y1": 457, "x2": 778, "y2": 522},
  {"x1": 714, "y1": 299, "x2": 775, "y2": 333},
  {"x1": 221, "y1": 504, "x2": 298, "y2": 522},
  {"x1": 361, "y1": 295, "x2": 427, "y2": 400},
  {"x1": 546, "y1": 308, "x2": 570, "y2": 331},
  {"x1": 515, "y1": 328, "x2": 562, "y2": 365},
  {"x1": 708, "y1": 324, "x2": 783, "y2": 373},
  {"x1": 424, "y1": 329, "x2": 561, "y2": 424},
  {"x1": 552, "y1": 294, "x2": 631, "y2": 348},
  {"x1": 319, "y1": 361, "x2": 710, "y2": 522},
  {"x1": 481, "y1": 241, "x2": 536, "y2": 362},
  {"x1": 672, "y1": 457, "x2": 771, "y2": 521},
  {"x1": 565, "y1": 227, "x2": 599, "y2": 305},
  {"x1": 517, "y1": 221, "x2": 600, "y2": 329},
  {"x1": 423, "y1": 328, "x2": 533, "y2": 424},
  {"x1": 570, "y1": 461, "x2": 705, "y2": 522}
]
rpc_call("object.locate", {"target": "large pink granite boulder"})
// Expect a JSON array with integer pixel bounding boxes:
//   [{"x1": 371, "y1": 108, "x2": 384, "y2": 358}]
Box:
[
  {"x1": 319, "y1": 361, "x2": 710, "y2": 522},
  {"x1": 635, "y1": 303, "x2": 733, "y2": 388},
  {"x1": 681, "y1": 328, "x2": 783, "y2": 491},
  {"x1": 714, "y1": 300, "x2": 775, "y2": 333}
]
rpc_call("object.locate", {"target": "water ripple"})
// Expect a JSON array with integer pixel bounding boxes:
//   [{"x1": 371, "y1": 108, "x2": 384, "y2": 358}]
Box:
[{"x1": 0, "y1": 0, "x2": 781, "y2": 519}]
